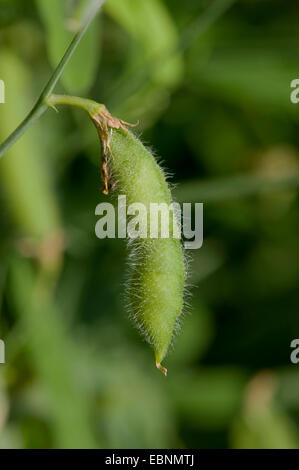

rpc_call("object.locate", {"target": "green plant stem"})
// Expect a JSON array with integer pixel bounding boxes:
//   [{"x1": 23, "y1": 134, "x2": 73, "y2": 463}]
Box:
[
  {"x1": 0, "y1": 1, "x2": 103, "y2": 160},
  {"x1": 46, "y1": 94, "x2": 102, "y2": 115}
]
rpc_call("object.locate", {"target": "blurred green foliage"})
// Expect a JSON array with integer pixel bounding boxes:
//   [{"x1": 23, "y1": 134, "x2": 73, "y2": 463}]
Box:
[
  {"x1": 1, "y1": 0, "x2": 299, "y2": 449},
  {"x1": 36, "y1": 0, "x2": 101, "y2": 94}
]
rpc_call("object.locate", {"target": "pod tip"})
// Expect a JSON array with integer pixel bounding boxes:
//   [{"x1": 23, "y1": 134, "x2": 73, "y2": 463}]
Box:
[{"x1": 156, "y1": 362, "x2": 167, "y2": 377}]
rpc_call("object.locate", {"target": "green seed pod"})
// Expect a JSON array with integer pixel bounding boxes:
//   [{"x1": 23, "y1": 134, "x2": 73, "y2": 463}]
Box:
[{"x1": 91, "y1": 106, "x2": 186, "y2": 375}]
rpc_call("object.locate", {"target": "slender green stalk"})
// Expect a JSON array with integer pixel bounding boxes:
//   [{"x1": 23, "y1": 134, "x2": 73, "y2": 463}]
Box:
[
  {"x1": 0, "y1": 1, "x2": 104, "y2": 160},
  {"x1": 46, "y1": 94, "x2": 102, "y2": 115}
]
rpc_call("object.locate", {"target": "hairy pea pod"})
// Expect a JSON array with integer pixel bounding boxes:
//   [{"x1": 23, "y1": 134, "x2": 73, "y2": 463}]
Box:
[{"x1": 91, "y1": 106, "x2": 186, "y2": 375}]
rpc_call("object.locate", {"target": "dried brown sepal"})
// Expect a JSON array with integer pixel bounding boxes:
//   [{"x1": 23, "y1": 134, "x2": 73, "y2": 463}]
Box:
[
  {"x1": 91, "y1": 105, "x2": 138, "y2": 195},
  {"x1": 156, "y1": 362, "x2": 168, "y2": 377}
]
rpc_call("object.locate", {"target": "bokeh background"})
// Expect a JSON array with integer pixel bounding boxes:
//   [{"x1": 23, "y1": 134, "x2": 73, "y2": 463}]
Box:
[{"x1": 1, "y1": 0, "x2": 299, "y2": 449}]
